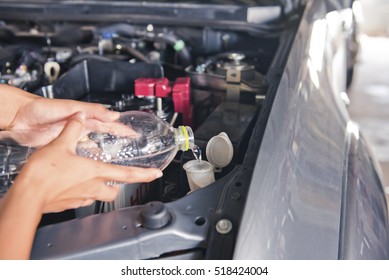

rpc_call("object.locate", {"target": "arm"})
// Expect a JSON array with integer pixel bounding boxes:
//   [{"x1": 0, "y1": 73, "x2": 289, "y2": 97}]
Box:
[
  {"x1": 0, "y1": 181, "x2": 42, "y2": 260},
  {"x1": 0, "y1": 84, "x2": 38, "y2": 130},
  {"x1": 0, "y1": 112, "x2": 162, "y2": 259}
]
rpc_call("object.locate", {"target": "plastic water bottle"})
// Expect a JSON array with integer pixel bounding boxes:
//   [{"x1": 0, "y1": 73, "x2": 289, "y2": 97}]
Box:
[{"x1": 76, "y1": 110, "x2": 195, "y2": 170}]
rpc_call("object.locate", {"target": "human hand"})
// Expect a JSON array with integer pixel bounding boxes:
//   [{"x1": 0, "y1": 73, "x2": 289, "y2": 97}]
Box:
[
  {"x1": 11, "y1": 112, "x2": 162, "y2": 213},
  {"x1": 0, "y1": 84, "x2": 135, "y2": 147},
  {"x1": 0, "y1": 112, "x2": 162, "y2": 259}
]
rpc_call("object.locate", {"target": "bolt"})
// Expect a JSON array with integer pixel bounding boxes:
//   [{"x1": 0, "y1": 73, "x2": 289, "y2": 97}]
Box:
[
  {"x1": 227, "y1": 52, "x2": 245, "y2": 62},
  {"x1": 216, "y1": 219, "x2": 232, "y2": 234},
  {"x1": 231, "y1": 192, "x2": 241, "y2": 201}
]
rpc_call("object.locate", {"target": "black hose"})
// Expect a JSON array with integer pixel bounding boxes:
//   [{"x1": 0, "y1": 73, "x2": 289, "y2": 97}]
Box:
[
  {"x1": 69, "y1": 53, "x2": 113, "y2": 67},
  {"x1": 158, "y1": 32, "x2": 192, "y2": 68},
  {"x1": 98, "y1": 24, "x2": 192, "y2": 67}
]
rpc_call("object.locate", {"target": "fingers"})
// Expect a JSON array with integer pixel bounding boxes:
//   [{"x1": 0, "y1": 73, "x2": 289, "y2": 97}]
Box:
[
  {"x1": 54, "y1": 112, "x2": 86, "y2": 150},
  {"x1": 85, "y1": 119, "x2": 140, "y2": 138},
  {"x1": 40, "y1": 98, "x2": 120, "y2": 124},
  {"x1": 70, "y1": 102, "x2": 120, "y2": 122},
  {"x1": 96, "y1": 109, "x2": 120, "y2": 122},
  {"x1": 93, "y1": 184, "x2": 120, "y2": 202},
  {"x1": 93, "y1": 161, "x2": 163, "y2": 184},
  {"x1": 43, "y1": 198, "x2": 98, "y2": 213},
  {"x1": 69, "y1": 183, "x2": 118, "y2": 205}
]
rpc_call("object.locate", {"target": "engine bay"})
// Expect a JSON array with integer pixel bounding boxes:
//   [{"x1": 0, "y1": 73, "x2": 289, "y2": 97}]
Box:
[{"x1": 0, "y1": 2, "x2": 297, "y2": 229}]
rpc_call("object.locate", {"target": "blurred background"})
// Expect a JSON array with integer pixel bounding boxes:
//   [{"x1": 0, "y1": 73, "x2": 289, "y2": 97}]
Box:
[
  {"x1": 358, "y1": 0, "x2": 389, "y2": 36},
  {"x1": 348, "y1": 0, "x2": 389, "y2": 202}
]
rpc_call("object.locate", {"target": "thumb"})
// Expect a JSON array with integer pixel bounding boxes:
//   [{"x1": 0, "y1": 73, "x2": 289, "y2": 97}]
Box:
[{"x1": 54, "y1": 112, "x2": 86, "y2": 150}]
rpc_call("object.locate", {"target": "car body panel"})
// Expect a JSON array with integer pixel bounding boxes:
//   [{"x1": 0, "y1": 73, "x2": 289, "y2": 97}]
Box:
[
  {"x1": 234, "y1": 0, "x2": 389, "y2": 259},
  {"x1": 339, "y1": 132, "x2": 389, "y2": 259}
]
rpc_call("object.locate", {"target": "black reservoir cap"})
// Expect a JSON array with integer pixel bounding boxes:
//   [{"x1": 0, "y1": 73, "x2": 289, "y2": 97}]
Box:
[{"x1": 139, "y1": 201, "x2": 171, "y2": 229}]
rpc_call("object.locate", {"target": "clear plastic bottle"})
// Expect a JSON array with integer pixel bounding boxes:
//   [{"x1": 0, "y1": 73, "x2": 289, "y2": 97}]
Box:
[{"x1": 76, "y1": 111, "x2": 194, "y2": 170}]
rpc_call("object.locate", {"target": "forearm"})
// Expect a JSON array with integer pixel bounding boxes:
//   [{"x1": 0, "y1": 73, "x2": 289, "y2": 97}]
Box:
[
  {"x1": 0, "y1": 180, "x2": 43, "y2": 259},
  {"x1": 0, "y1": 84, "x2": 38, "y2": 130}
]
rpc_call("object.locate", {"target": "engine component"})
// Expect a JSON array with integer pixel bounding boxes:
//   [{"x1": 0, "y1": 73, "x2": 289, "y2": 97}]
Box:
[
  {"x1": 0, "y1": 144, "x2": 35, "y2": 197},
  {"x1": 135, "y1": 77, "x2": 192, "y2": 125},
  {"x1": 186, "y1": 52, "x2": 267, "y2": 100},
  {"x1": 97, "y1": 23, "x2": 192, "y2": 68},
  {"x1": 43, "y1": 61, "x2": 60, "y2": 84},
  {"x1": 36, "y1": 60, "x2": 164, "y2": 100},
  {"x1": 0, "y1": 47, "x2": 44, "y2": 91}
]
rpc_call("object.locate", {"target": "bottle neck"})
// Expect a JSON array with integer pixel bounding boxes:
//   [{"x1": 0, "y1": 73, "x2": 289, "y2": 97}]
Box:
[{"x1": 175, "y1": 126, "x2": 194, "y2": 151}]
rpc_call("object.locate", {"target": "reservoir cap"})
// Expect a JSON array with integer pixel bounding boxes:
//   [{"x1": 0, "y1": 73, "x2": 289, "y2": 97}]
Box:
[
  {"x1": 139, "y1": 201, "x2": 171, "y2": 229},
  {"x1": 206, "y1": 132, "x2": 233, "y2": 169}
]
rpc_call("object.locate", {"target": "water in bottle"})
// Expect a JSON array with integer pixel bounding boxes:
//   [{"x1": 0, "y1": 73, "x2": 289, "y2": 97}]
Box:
[{"x1": 76, "y1": 110, "x2": 195, "y2": 170}]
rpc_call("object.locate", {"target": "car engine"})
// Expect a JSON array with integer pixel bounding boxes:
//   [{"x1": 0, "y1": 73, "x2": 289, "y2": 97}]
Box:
[{"x1": 0, "y1": 7, "x2": 290, "y2": 225}]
